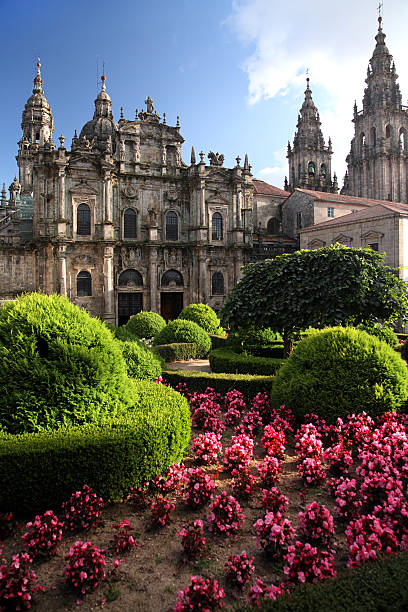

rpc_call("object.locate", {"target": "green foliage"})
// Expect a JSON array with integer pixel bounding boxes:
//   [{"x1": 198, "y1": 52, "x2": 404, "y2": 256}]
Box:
[
  {"x1": 271, "y1": 327, "x2": 408, "y2": 424},
  {"x1": 0, "y1": 381, "x2": 191, "y2": 514},
  {"x1": 119, "y1": 340, "x2": 163, "y2": 380},
  {"x1": 107, "y1": 324, "x2": 139, "y2": 342},
  {"x1": 357, "y1": 322, "x2": 398, "y2": 347},
  {"x1": 153, "y1": 343, "x2": 201, "y2": 362},
  {"x1": 221, "y1": 245, "x2": 408, "y2": 345},
  {"x1": 154, "y1": 319, "x2": 211, "y2": 357},
  {"x1": 163, "y1": 369, "x2": 275, "y2": 403},
  {"x1": 209, "y1": 333, "x2": 228, "y2": 350},
  {"x1": 250, "y1": 552, "x2": 408, "y2": 612},
  {"x1": 0, "y1": 293, "x2": 128, "y2": 434},
  {"x1": 226, "y1": 326, "x2": 280, "y2": 354},
  {"x1": 125, "y1": 311, "x2": 166, "y2": 339},
  {"x1": 178, "y1": 303, "x2": 224, "y2": 335},
  {"x1": 209, "y1": 348, "x2": 285, "y2": 375}
]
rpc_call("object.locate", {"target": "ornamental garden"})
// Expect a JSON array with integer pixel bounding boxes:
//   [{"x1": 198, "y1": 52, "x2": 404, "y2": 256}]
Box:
[{"x1": 2, "y1": 245, "x2": 408, "y2": 611}]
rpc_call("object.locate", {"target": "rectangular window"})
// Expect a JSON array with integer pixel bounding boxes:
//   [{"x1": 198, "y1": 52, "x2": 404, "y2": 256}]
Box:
[
  {"x1": 328, "y1": 207, "x2": 334, "y2": 218},
  {"x1": 369, "y1": 242, "x2": 379, "y2": 251},
  {"x1": 296, "y1": 212, "x2": 302, "y2": 229}
]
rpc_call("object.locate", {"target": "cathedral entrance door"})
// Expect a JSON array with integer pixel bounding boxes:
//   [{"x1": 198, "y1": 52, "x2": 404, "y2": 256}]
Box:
[
  {"x1": 160, "y1": 292, "x2": 183, "y2": 322},
  {"x1": 118, "y1": 292, "x2": 143, "y2": 326}
]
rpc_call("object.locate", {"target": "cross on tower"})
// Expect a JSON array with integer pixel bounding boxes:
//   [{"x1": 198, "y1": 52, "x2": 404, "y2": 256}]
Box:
[{"x1": 378, "y1": 1, "x2": 383, "y2": 18}]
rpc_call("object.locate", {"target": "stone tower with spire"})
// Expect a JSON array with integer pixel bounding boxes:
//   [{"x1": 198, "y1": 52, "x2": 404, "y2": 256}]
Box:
[
  {"x1": 286, "y1": 77, "x2": 337, "y2": 193},
  {"x1": 17, "y1": 60, "x2": 54, "y2": 195},
  {"x1": 343, "y1": 16, "x2": 408, "y2": 202}
]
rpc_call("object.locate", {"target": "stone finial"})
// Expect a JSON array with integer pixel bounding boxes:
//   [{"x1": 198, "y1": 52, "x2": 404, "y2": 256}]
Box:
[
  {"x1": 59, "y1": 134, "x2": 66, "y2": 148},
  {"x1": 120, "y1": 106, "x2": 124, "y2": 120},
  {"x1": 176, "y1": 115, "x2": 180, "y2": 130},
  {"x1": 243, "y1": 154, "x2": 249, "y2": 170},
  {"x1": 163, "y1": 112, "x2": 166, "y2": 124},
  {"x1": 191, "y1": 146, "x2": 196, "y2": 165},
  {"x1": 199, "y1": 151, "x2": 205, "y2": 164},
  {"x1": 1, "y1": 183, "x2": 7, "y2": 206},
  {"x1": 236, "y1": 155, "x2": 241, "y2": 166},
  {"x1": 135, "y1": 108, "x2": 138, "y2": 119}
]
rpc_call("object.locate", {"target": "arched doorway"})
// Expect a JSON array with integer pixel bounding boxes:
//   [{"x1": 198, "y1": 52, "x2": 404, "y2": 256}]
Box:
[
  {"x1": 160, "y1": 269, "x2": 184, "y2": 321},
  {"x1": 117, "y1": 269, "x2": 143, "y2": 325}
]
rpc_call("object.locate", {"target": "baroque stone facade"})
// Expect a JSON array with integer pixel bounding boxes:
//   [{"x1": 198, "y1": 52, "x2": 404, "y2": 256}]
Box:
[{"x1": 0, "y1": 64, "x2": 263, "y2": 323}]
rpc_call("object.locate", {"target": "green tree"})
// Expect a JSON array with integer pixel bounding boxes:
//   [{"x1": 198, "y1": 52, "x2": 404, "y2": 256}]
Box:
[{"x1": 221, "y1": 244, "x2": 408, "y2": 357}]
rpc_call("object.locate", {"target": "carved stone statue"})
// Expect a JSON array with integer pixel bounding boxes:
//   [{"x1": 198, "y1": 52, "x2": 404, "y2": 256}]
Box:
[{"x1": 208, "y1": 151, "x2": 224, "y2": 167}]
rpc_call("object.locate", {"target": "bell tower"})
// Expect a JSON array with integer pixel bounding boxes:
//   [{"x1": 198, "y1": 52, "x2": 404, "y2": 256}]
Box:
[
  {"x1": 343, "y1": 15, "x2": 408, "y2": 202},
  {"x1": 17, "y1": 60, "x2": 54, "y2": 194},
  {"x1": 286, "y1": 77, "x2": 337, "y2": 193}
]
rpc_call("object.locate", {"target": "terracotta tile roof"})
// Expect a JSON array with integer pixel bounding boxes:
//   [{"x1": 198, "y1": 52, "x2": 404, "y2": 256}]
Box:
[
  {"x1": 300, "y1": 201, "x2": 408, "y2": 231},
  {"x1": 253, "y1": 179, "x2": 290, "y2": 197},
  {"x1": 295, "y1": 188, "x2": 397, "y2": 207}
]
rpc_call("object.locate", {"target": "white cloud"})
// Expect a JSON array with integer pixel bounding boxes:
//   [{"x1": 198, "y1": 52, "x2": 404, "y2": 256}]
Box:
[
  {"x1": 227, "y1": 0, "x2": 408, "y2": 186},
  {"x1": 257, "y1": 146, "x2": 287, "y2": 183}
]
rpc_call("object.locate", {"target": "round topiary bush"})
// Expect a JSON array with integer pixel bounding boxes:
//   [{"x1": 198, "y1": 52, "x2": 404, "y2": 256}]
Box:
[
  {"x1": 154, "y1": 319, "x2": 211, "y2": 357},
  {"x1": 0, "y1": 293, "x2": 128, "y2": 434},
  {"x1": 125, "y1": 311, "x2": 166, "y2": 339},
  {"x1": 357, "y1": 323, "x2": 398, "y2": 348},
  {"x1": 119, "y1": 340, "x2": 163, "y2": 380},
  {"x1": 270, "y1": 326, "x2": 408, "y2": 424},
  {"x1": 178, "y1": 304, "x2": 224, "y2": 335},
  {"x1": 0, "y1": 380, "x2": 191, "y2": 513}
]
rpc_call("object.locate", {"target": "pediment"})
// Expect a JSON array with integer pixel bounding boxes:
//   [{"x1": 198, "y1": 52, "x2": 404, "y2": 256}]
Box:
[
  {"x1": 307, "y1": 238, "x2": 326, "y2": 249},
  {"x1": 206, "y1": 170, "x2": 228, "y2": 182},
  {"x1": 69, "y1": 181, "x2": 99, "y2": 195},
  {"x1": 68, "y1": 155, "x2": 99, "y2": 169},
  {"x1": 361, "y1": 230, "x2": 384, "y2": 240},
  {"x1": 207, "y1": 194, "x2": 230, "y2": 206},
  {"x1": 333, "y1": 233, "x2": 353, "y2": 244}
]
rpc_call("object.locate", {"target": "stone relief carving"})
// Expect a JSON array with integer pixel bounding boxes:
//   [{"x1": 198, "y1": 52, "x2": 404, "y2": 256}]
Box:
[
  {"x1": 121, "y1": 184, "x2": 138, "y2": 199},
  {"x1": 120, "y1": 246, "x2": 141, "y2": 268}
]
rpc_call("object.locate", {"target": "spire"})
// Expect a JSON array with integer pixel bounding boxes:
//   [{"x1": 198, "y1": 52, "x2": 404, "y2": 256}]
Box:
[
  {"x1": 33, "y1": 58, "x2": 43, "y2": 94},
  {"x1": 190, "y1": 146, "x2": 196, "y2": 165},
  {"x1": 362, "y1": 16, "x2": 402, "y2": 111},
  {"x1": 93, "y1": 75, "x2": 113, "y2": 119}
]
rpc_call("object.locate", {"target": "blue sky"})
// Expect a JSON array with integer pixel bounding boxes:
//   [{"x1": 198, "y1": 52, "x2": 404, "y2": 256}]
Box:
[{"x1": 1, "y1": 0, "x2": 408, "y2": 192}]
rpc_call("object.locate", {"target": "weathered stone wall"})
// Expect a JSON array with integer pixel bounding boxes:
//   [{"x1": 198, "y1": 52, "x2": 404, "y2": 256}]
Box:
[{"x1": 0, "y1": 246, "x2": 37, "y2": 298}]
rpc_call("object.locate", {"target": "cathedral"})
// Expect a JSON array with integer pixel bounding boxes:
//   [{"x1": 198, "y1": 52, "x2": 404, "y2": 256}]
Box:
[{"x1": 0, "y1": 15, "x2": 406, "y2": 324}]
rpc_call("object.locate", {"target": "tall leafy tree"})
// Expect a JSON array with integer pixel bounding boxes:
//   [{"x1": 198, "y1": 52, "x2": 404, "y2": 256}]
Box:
[{"x1": 221, "y1": 244, "x2": 408, "y2": 356}]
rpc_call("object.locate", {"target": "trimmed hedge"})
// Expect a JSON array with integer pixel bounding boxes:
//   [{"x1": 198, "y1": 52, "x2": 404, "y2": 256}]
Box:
[
  {"x1": 209, "y1": 333, "x2": 228, "y2": 350},
  {"x1": 0, "y1": 293, "x2": 128, "y2": 434},
  {"x1": 209, "y1": 348, "x2": 285, "y2": 375},
  {"x1": 163, "y1": 369, "x2": 275, "y2": 403},
  {"x1": 154, "y1": 319, "x2": 211, "y2": 357},
  {"x1": 248, "y1": 552, "x2": 408, "y2": 612},
  {"x1": 0, "y1": 381, "x2": 191, "y2": 514},
  {"x1": 119, "y1": 340, "x2": 163, "y2": 380},
  {"x1": 153, "y1": 343, "x2": 201, "y2": 362},
  {"x1": 248, "y1": 344, "x2": 285, "y2": 358},
  {"x1": 178, "y1": 303, "x2": 224, "y2": 335},
  {"x1": 125, "y1": 311, "x2": 166, "y2": 339},
  {"x1": 357, "y1": 322, "x2": 398, "y2": 347},
  {"x1": 271, "y1": 326, "x2": 408, "y2": 424}
]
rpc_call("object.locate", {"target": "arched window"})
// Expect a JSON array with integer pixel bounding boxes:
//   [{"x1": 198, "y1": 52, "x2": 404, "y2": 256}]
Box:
[
  {"x1": 124, "y1": 208, "x2": 137, "y2": 239},
  {"x1": 320, "y1": 164, "x2": 327, "y2": 176},
  {"x1": 308, "y1": 161, "x2": 315, "y2": 176},
  {"x1": 77, "y1": 270, "x2": 92, "y2": 296},
  {"x1": 77, "y1": 203, "x2": 91, "y2": 236},
  {"x1": 212, "y1": 212, "x2": 223, "y2": 241},
  {"x1": 386, "y1": 125, "x2": 392, "y2": 139},
  {"x1": 161, "y1": 269, "x2": 183, "y2": 286},
  {"x1": 371, "y1": 127, "x2": 377, "y2": 147},
  {"x1": 266, "y1": 217, "x2": 280, "y2": 234},
  {"x1": 165, "y1": 211, "x2": 178, "y2": 241},
  {"x1": 212, "y1": 272, "x2": 224, "y2": 295},
  {"x1": 118, "y1": 269, "x2": 143, "y2": 287}
]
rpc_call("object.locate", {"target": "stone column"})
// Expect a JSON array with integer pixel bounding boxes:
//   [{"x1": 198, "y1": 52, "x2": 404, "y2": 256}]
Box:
[
  {"x1": 149, "y1": 247, "x2": 158, "y2": 312},
  {"x1": 199, "y1": 250, "x2": 207, "y2": 303},
  {"x1": 200, "y1": 180, "x2": 206, "y2": 226},
  {"x1": 58, "y1": 171, "x2": 65, "y2": 219},
  {"x1": 103, "y1": 246, "x2": 115, "y2": 323},
  {"x1": 58, "y1": 245, "x2": 67, "y2": 296}
]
